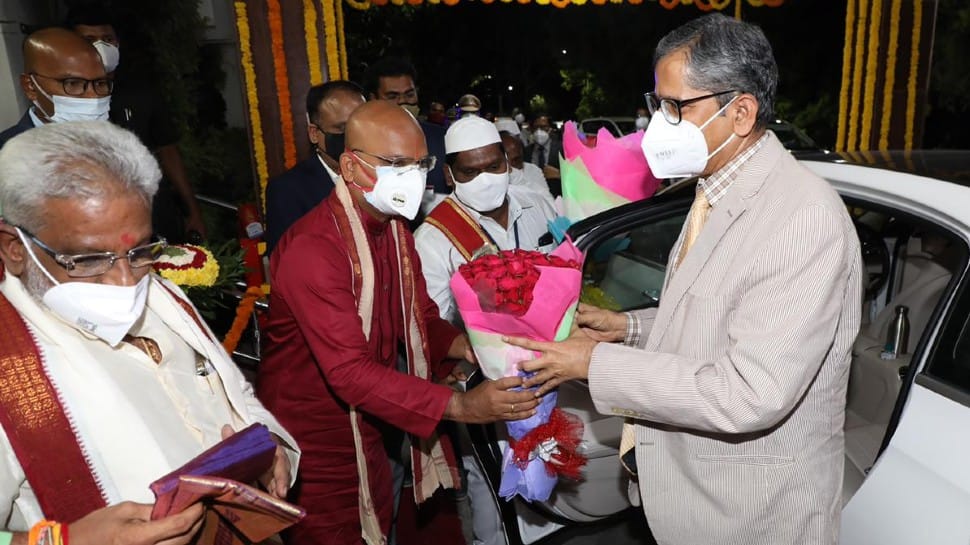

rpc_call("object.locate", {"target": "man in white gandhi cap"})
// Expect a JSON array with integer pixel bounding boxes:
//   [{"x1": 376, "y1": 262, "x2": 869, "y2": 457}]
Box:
[
  {"x1": 414, "y1": 116, "x2": 630, "y2": 544},
  {"x1": 414, "y1": 115, "x2": 556, "y2": 326}
]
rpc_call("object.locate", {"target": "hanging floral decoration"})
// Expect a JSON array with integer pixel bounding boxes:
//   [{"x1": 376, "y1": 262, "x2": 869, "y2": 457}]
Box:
[
  {"x1": 321, "y1": 0, "x2": 342, "y2": 80},
  {"x1": 222, "y1": 286, "x2": 264, "y2": 355},
  {"x1": 346, "y1": 0, "x2": 781, "y2": 9},
  {"x1": 234, "y1": 2, "x2": 269, "y2": 211},
  {"x1": 267, "y1": 0, "x2": 298, "y2": 171},
  {"x1": 303, "y1": 0, "x2": 324, "y2": 85}
]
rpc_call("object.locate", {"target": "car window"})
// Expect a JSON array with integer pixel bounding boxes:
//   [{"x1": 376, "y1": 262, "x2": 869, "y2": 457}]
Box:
[
  {"x1": 580, "y1": 211, "x2": 687, "y2": 311},
  {"x1": 922, "y1": 246, "x2": 970, "y2": 390}
]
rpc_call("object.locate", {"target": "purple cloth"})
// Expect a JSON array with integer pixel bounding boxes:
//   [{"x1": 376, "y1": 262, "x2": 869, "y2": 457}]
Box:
[{"x1": 499, "y1": 389, "x2": 559, "y2": 501}]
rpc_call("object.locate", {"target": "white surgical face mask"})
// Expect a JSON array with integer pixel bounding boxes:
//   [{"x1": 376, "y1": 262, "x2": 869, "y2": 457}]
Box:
[
  {"x1": 640, "y1": 95, "x2": 738, "y2": 179},
  {"x1": 452, "y1": 168, "x2": 510, "y2": 213},
  {"x1": 508, "y1": 166, "x2": 526, "y2": 186},
  {"x1": 16, "y1": 228, "x2": 149, "y2": 346},
  {"x1": 533, "y1": 129, "x2": 550, "y2": 147},
  {"x1": 92, "y1": 40, "x2": 120, "y2": 73},
  {"x1": 31, "y1": 75, "x2": 111, "y2": 123},
  {"x1": 634, "y1": 115, "x2": 649, "y2": 131},
  {"x1": 514, "y1": 113, "x2": 525, "y2": 124},
  {"x1": 356, "y1": 165, "x2": 426, "y2": 220}
]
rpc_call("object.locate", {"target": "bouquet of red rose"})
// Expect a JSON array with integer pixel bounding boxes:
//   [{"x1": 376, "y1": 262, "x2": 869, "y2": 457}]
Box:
[{"x1": 450, "y1": 240, "x2": 587, "y2": 502}]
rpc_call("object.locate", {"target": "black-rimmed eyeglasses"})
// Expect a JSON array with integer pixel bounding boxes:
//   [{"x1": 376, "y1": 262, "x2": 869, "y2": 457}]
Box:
[
  {"x1": 644, "y1": 89, "x2": 737, "y2": 125},
  {"x1": 30, "y1": 73, "x2": 113, "y2": 97},
  {"x1": 18, "y1": 227, "x2": 167, "y2": 278}
]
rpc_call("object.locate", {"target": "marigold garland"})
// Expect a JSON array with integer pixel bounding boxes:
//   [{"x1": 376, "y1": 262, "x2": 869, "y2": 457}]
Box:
[
  {"x1": 335, "y1": 0, "x2": 349, "y2": 78},
  {"x1": 345, "y1": 0, "x2": 782, "y2": 9},
  {"x1": 234, "y1": 2, "x2": 269, "y2": 213},
  {"x1": 878, "y1": 0, "x2": 902, "y2": 150},
  {"x1": 835, "y1": 0, "x2": 856, "y2": 151},
  {"x1": 904, "y1": 0, "x2": 922, "y2": 150},
  {"x1": 846, "y1": 0, "x2": 869, "y2": 151},
  {"x1": 267, "y1": 0, "x2": 297, "y2": 170},
  {"x1": 859, "y1": 0, "x2": 883, "y2": 149},
  {"x1": 222, "y1": 286, "x2": 264, "y2": 355},
  {"x1": 303, "y1": 0, "x2": 323, "y2": 85},
  {"x1": 321, "y1": 0, "x2": 341, "y2": 81}
]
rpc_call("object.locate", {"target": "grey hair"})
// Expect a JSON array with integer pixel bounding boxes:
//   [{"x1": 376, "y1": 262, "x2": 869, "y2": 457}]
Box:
[
  {"x1": 0, "y1": 121, "x2": 161, "y2": 231},
  {"x1": 654, "y1": 13, "x2": 778, "y2": 129}
]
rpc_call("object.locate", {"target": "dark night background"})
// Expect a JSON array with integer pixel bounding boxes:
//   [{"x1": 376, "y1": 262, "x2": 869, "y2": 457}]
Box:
[{"x1": 343, "y1": 0, "x2": 968, "y2": 150}]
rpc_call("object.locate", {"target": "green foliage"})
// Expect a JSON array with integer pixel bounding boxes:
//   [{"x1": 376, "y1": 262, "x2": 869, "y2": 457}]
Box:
[
  {"x1": 560, "y1": 69, "x2": 608, "y2": 121},
  {"x1": 180, "y1": 240, "x2": 247, "y2": 321},
  {"x1": 529, "y1": 94, "x2": 549, "y2": 114},
  {"x1": 931, "y1": 1, "x2": 970, "y2": 114}
]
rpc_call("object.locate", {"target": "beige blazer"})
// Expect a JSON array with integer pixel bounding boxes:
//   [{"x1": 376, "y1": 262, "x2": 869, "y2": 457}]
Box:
[{"x1": 588, "y1": 132, "x2": 862, "y2": 545}]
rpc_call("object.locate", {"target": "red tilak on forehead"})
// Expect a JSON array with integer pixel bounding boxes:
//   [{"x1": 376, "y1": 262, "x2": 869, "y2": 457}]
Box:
[{"x1": 120, "y1": 232, "x2": 136, "y2": 246}]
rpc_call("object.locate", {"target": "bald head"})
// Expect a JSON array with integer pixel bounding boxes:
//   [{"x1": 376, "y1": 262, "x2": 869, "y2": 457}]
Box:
[
  {"x1": 21, "y1": 28, "x2": 108, "y2": 122},
  {"x1": 23, "y1": 27, "x2": 103, "y2": 75},
  {"x1": 345, "y1": 100, "x2": 425, "y2": 152},
  {"x1": 339, "y1": 101, "x2": 429, "y2": 194}
]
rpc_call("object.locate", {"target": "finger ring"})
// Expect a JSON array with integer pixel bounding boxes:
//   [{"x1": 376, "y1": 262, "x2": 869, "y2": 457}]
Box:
[{"x1": 510, "y1": 403, "x2": 516, "y2": 413}]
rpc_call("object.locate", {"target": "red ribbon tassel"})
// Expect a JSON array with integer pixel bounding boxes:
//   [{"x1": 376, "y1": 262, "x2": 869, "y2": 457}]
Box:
[{"x1": 509, "y1": 408, "x2": 587, "y2": 480}]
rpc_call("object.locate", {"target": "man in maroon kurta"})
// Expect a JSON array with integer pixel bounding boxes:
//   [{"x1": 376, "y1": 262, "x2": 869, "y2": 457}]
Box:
[{"x1": 257, "y1": 101, "x2": 539, "y2": 545}]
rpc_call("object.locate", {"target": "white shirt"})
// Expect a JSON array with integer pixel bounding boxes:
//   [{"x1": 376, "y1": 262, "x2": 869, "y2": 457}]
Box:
[
  {"x1": 0, "y1": 275, "x2": 299, "y2": 530},
  {"x1": 414, "y1": 185, "x2": 557, "y2": 324},
  {"x1": 511, "y1": 163, "x2": 555, "y2": 208},
  {"x1": 317, "y1": 152, "x2": 339, "y2": 182},
  {"x1": 27, "y1": 108, "x2": 44, "y2": 128}
]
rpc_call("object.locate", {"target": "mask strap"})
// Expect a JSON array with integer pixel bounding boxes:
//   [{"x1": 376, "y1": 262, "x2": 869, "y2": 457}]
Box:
[
  {"x1": 28, "y1": 75, "x2": 55, "y2": 120},
  {"x1": 15, "y1": 228, "x2": 60, "y2": 286},
  {"x1": 699, "y1": 94, "x2": 739, "y2": 131},
  {"x1": 706, "y1": 132, "x2": 736, "y2": 161},
  {"x1": 346, "y1": 151, "x2": 376, "y2": 193}
]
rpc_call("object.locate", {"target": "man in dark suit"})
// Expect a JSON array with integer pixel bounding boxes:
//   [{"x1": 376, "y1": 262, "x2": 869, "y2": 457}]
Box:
[
  {"x1": 365, "y1": 57, "x2": 449, "y2": 217},
  {"x1": 0, "y1": 28, "x2": 109, "y2": 149},
  {"x1": 264, "y1": 81, "x2": 365, "y2": 254}
]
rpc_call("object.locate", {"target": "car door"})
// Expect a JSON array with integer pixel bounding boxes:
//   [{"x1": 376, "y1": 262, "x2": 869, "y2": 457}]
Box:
[
  {"x1": 572, "y1": 165, "x2": 970, "y2": 545},
  {"x1": 811, "y1": 168, "x2": 970, "y2": 545}
]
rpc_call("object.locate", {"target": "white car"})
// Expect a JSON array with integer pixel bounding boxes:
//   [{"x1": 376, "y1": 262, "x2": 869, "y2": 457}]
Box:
[{"x1": 471, "y1": 150, "x2": 970, "y2": 544}]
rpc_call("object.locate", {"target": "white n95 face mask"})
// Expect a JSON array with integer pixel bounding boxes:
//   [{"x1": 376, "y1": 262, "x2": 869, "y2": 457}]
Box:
[
  {"x1": 640, "y1": 96, "x2": 738, "y2": 179},
  {"x1": 533, "y1": 129, "x2": 551, "y2": 147},
  {"x1": 16, "y1": 228, "x2": 149, "y2": 346},
  {"x1": 31, "y1": 75, "x2": 111, "y2": 123},
  {"x1": 453, "y1": 169, "x2": 510, "y2": 213},
  {"x1": 361, "y1": 165, "x2": 426, "y2": 220},
  {"x1": 92, "y1": 40, "x2": 120, "y2": 73}
]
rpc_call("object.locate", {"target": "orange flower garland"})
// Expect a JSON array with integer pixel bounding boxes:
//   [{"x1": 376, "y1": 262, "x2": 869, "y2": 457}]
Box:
[
  {"x1": 267, "y1": 0, "x2": 297, "y2": 170},
  {"x1": 222, "y1": 286, "x2": 264, "y2": 355},
  {"x1": 345, "y1": 0, "x2": 783, "y2": 8}
]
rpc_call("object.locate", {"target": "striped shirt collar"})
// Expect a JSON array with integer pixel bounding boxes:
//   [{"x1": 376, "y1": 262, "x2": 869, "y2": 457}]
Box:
[{"x1": 697, "y1": 132, "x2": 769, "y2": 206}]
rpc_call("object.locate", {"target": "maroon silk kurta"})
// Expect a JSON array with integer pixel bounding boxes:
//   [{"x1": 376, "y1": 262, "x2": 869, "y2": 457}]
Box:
[{"x1": 257, "y1": 194, "x2": 460, "y2": 544}]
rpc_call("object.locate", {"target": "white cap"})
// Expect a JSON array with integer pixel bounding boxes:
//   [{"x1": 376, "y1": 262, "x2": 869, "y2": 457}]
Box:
[
  {"x1": 445, "y1": 115, "x2": 502, "y2": 154},
  {"x1": 494, "y1": 118, "x2": 520, "y2": 136}
]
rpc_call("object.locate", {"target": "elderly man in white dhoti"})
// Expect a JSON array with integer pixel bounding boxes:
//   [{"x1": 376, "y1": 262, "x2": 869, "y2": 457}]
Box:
[{"x1": 0, "y1": 121, "x2": 299, "y2": 545}]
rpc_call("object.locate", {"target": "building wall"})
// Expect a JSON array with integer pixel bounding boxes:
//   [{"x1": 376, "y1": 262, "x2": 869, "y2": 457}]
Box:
[{"x1": 0, "y1": 0, "x2": 56, "y2": 127}]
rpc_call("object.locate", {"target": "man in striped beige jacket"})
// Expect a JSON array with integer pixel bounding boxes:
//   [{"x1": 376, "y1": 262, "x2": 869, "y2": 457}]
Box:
[{"x1": 507, "y1": 13, "x2": 862, "y2": 545}]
